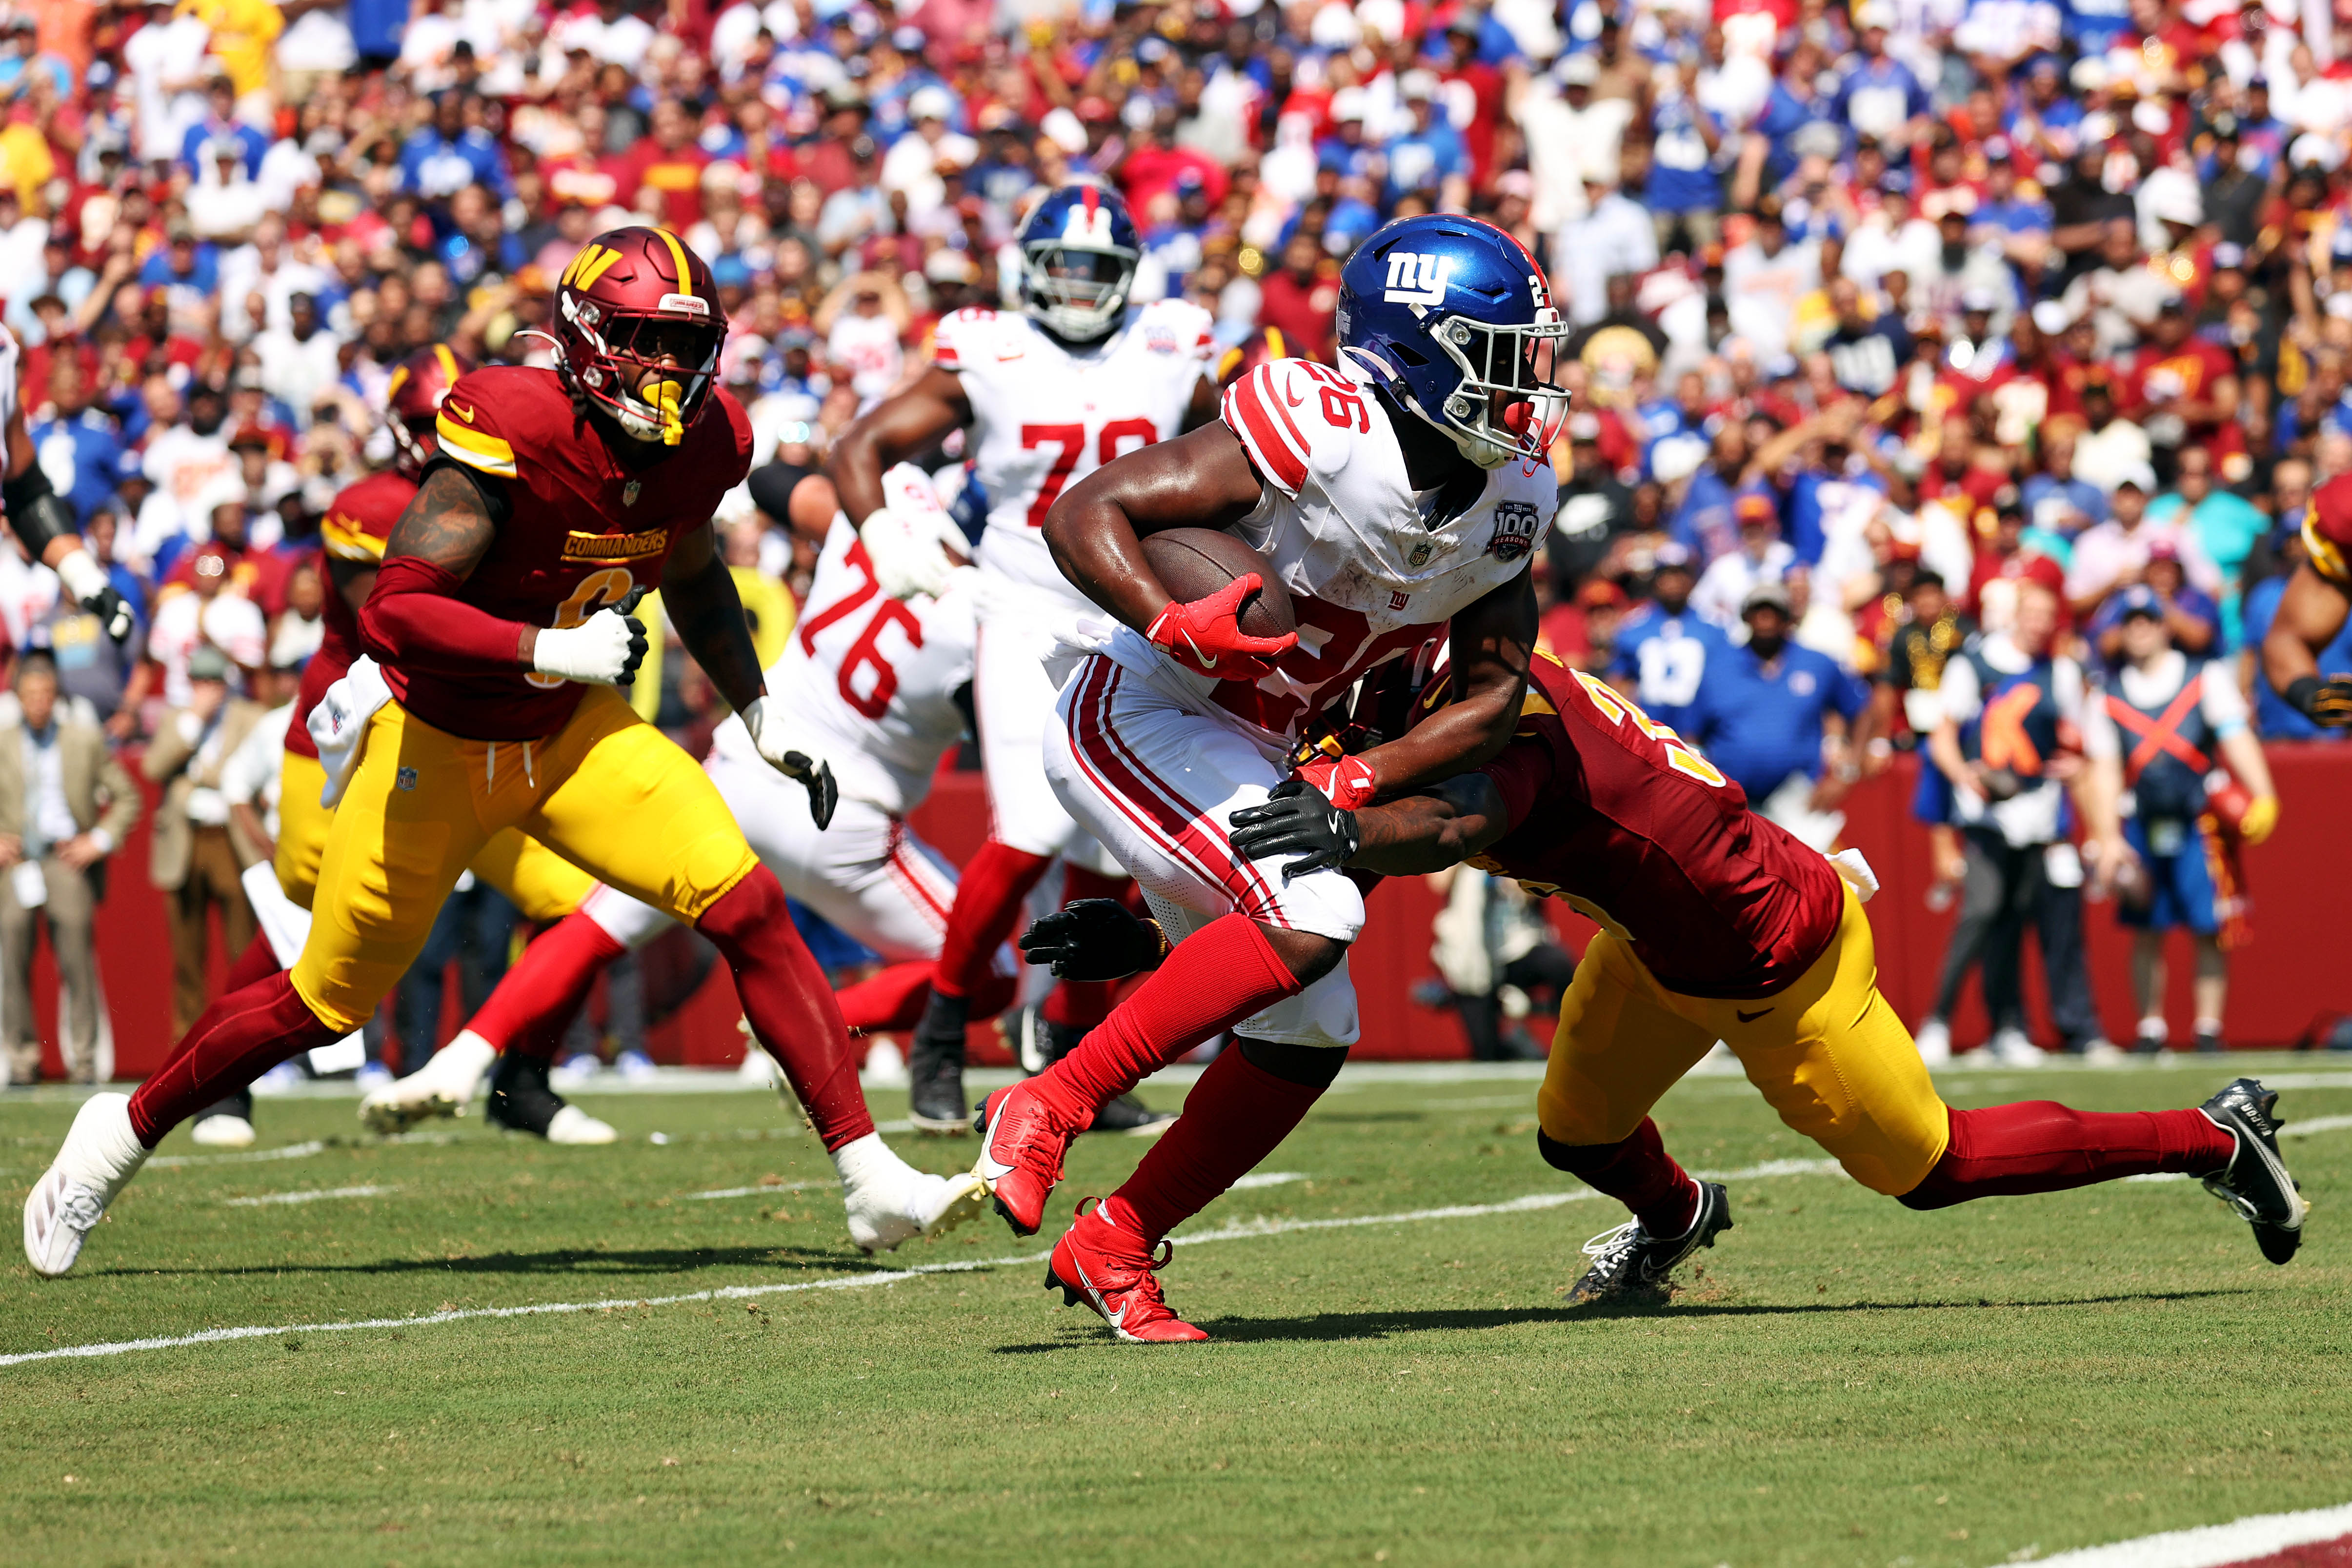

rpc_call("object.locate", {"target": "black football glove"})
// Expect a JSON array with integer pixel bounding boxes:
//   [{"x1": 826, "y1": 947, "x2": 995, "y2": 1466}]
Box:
[
  {"x1": 786, "y1": 753, "x2": 839, "y2": 830},
  {"x1": 83, "y1": 584, "x2": 134, "y2": 644},
  {"x1": 1018, "y1": 898, "x2": 1166, "y2": 981},
  {"x1": 1228, "y1": 778, "x2": 1362, "y2": 882},
  {"x1": 2286, "y1": 674, "x2": 2352, "y2": 728}
]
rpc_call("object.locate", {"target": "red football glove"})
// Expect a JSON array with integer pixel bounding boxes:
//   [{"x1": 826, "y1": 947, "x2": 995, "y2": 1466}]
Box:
[
  {"x1": 1145, "y1": 575, "x2": 1299, "y2": 681},
  {"x1": 1294, "y1": 754, "x2": 1378, "y2": 809}
]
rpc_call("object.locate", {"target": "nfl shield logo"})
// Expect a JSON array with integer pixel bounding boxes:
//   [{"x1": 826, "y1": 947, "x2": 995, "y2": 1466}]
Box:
[
  {"x1": 623, "y1": 480, "x2": 642, "y2": 507},
  {"x1": 1407, "y1": 542, "x2": 1435, "y2": 569}
]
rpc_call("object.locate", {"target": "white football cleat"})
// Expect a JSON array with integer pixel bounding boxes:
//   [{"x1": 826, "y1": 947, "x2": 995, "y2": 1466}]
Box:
[
  {"x1": 545, "y1": 1105, "x2": 619, "y2": 1145},
  {"x1": 832, "y1": 1132, "x2": 990, "y2": 1253},
  {"x1": 190, "y1": 1113, "x2": 257, "y2": 1148},
  {"x1": 1913, "y1": 1017, "x2": 1951, "y2": 1066},
  {"x1": 360, "y1": 1031, "x2": 497, "y2": 1135},
  {"x1": 23, "y1": 1093, "x2": 150, "y2": 1278}
]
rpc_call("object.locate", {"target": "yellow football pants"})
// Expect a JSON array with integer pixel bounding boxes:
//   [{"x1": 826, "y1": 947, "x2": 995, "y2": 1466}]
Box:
[
  {"x1": 275, "y1": 751, "x2": 594, "y2": 923},
  {"x1": 1535, "y1": 884, "x2": 1951, "y2": 1197},
  {"x1": 290, "y1": 688, "x2": 758, "y2": 1032}
]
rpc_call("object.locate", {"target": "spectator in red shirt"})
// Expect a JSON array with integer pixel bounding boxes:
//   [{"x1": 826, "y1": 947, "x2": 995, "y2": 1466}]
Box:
[
  {"x1": 606, "y1": 100, "x2": 713, "y2": 230},
  {"x1": 2127, "y1": 297, "x2": 2242, "y2": 463},
  {"x1": 1967, "y1": 488, "x2": 2069, "y2": 634},
  {"x1": 1256, "y1": 231, "x2": 1341, "y2": 362}
]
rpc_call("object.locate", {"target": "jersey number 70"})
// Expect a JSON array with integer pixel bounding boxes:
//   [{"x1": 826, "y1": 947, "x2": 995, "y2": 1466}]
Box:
[{"x1": 1022, "y1": 419, "x2": 1160, "y2": 525}]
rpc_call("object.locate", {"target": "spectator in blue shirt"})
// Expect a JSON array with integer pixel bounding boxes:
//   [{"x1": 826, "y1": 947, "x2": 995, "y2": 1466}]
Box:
[
  {"x1": 1641, "y1": 63, "x2": 1724, "y2": 253},
  {"x1": 1608, "y1": 543, "x2": 1732, "y2": 734},
  {"x1": 136, "y1": 222, "x2": 220, "y2": 323},
  {"x1": 27, "y1": 360, "x2": 123, "y2": 525},
  {"x1": 1686, "y1": 581, "x2": 1871, "y2": 846},
  {"x1": 1384, "y1": 75, "x2": 1468, "y2": 208},
  {"x1": 175, "y1": 79, "x2": 269, "y2": 178},
  {"x1": 1834, "y1": 6, "x2": 1930, "y2": 150},
  {"x1": 400, "y1": 94, "x2": 516, "y2": 201}
]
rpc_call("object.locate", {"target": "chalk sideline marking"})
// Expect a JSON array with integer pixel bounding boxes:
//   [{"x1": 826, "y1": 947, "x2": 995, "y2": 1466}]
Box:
[
  {"x1": 2001, "y1": 1500, "x2": 2352, "y2": 1567},
  {"x1": 0, "y1": 1157, "x2": 1836, "y2": 1371},
  {"x1": 221, "y1": 1185, "x2": 396, "y2": 1208}
]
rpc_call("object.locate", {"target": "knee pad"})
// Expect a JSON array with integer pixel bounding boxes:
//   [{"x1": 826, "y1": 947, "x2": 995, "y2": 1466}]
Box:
[{"x1": 1238, "y1": 1034, "x2": 1347, "y2": 1088}]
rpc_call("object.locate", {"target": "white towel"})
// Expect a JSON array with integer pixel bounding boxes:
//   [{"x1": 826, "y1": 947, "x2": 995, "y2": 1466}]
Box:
[{"x1": 307, "y1": 654, "x2": 392, "y2": 807}]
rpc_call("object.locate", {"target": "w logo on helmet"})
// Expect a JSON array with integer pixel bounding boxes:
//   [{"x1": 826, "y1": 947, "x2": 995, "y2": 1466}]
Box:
[{"x1": 1383, "y1": 252, "x2": 1452, "y2": 307}]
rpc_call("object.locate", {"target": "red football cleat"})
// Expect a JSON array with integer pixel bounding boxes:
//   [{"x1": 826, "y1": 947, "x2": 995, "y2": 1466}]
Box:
[
  {"x1": 1045, "y1": 1199, "x2": 1208, "y2": 1344},
  {"x1": 972, "y1": 1081, "x2": 1078, "y2": 1236}
]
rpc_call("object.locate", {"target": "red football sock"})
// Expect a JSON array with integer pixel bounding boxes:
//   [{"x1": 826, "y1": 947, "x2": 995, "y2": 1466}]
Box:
[
  {"x1": 834, "y1": 959, "x2": 937, "y2": 1034},
  {"x1": 929, "y1": 841, "x2": 1051, "y2": 1001},
  {"x1": 466, "y1": 912, "x2": 625, "y2": 1054},
  {"x1": 1104, "y1": 1045, "x2": 1326, "y2": 1244},
  {"x1": 1041, "y1": 867, "x2": 1128, "y2": 1032},
  {"x1": 1030, "y1": 913, "x2": 1300, "y2": 1124},
  {"x1": 1898, "y1": 1101, "x2": 2237, "y2": 1210},
  {"x1": 1539, "y1": 1119, "x2": 1700, "y2": 1236},
  {"x1": 127, "y1": 973, "x2": 340, "y2": 1146},
  {"x1": 223, "y1": 931, "x2": 283, "y2": 994},
  {"x1": 698, "y1": 869, "x2": 875, "y2": 1151}
]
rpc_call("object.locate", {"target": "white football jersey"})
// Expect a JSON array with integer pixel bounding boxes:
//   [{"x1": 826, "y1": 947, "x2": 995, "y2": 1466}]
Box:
[
  {"x1": 1206, "y1": 358, "x2": 1554, "y2": 740},
  {"x1": 0, "y1": 324, "x2": 19, "y2": 434},
  {"x1": 934, "y1": 300, "x2": 1215, "y2": 602},
  {"x1": 712, "y1": 517, "x2": 977, "y2": 817}
]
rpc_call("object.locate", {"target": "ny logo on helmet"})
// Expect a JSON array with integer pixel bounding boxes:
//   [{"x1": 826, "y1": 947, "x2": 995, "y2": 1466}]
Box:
[{"x1": 1383, "y1": 252, "x2": 1452, "y2": 307}]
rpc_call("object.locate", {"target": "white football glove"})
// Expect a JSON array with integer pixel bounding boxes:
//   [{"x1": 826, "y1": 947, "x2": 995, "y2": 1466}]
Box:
[
  {"x1": 531, "y1": 593, "x2": 649, "y2": 686},
  {"x1": 742, "y1": 696, "x2": 839, "y2": 829},
  {"x1": 857, "y1": 504, "x2": 963, "y2": 601}
]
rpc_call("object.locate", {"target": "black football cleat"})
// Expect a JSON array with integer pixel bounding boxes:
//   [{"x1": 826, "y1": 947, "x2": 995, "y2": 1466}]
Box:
[
  {"x1": 2199, "y1": 1078, "x2": 2307, "y2": 1264},
  {"x1": 485, "y1": 1053, "x2": 616, "y2": 1145},
  {"x1": 906, "y1": 1015, "x2": 969, "y2": 1136},
  {"x1": 1004, "y1": 1005, "x2": 1173, "y2": 1136},
  {"x1": 1566, "y1": 1182, "x2": 1732, "y2": 1306}
]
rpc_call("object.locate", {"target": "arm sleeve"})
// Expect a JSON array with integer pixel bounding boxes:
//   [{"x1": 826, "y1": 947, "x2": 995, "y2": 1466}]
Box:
[
  {"x1": 2200, "y1": 663, "x2": 2251, "y2": 735},
  {"x1": 359, "y1": 555, "x2": 529, "y2": 675},
  {"x1": 1474, "y1": 734, "x2": 1555, "y2": 834}
]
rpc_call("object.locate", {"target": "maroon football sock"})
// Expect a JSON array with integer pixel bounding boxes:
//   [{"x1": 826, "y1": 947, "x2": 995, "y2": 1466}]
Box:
[
  {"x1": 1898, "y1": 1101, "x2": 2237, "y2": 1210},
  {"x1": 1539, "y1": 1118, "x2": 1700, "y2": 1236},
  {"x1": 1029, "y1": 913, "x2": 1301, "y2": 1124},
  {"x1": 466, "y1": 912, "x2": 625, "y2": 1055},
  {"x1": 1103, "y1": 1045, "x2": 1326, "y2": 1244},
  {"x1": 223, "y1": 931, "x2": 284, "y2": 995},
  {"x1": 127, "y1": 973, "x2": 340, "y2": 1147},
  {"x1": 697, "y1": 869, "x2": 875, "y2": 1151},
  {"x1": 929, "y1": 840, "x2": 1052, "y2": 1001}
]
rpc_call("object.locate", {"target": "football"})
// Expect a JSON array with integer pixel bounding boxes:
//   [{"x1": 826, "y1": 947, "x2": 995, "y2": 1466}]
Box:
[{"x1": 1141, "y1": 527, "x2": 1295, "y2": 643}]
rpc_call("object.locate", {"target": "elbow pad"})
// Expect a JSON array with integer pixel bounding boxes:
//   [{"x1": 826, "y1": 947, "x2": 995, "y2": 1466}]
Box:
[{"x1": 1, "y1": 462, "x2": 74, "y2": 560}]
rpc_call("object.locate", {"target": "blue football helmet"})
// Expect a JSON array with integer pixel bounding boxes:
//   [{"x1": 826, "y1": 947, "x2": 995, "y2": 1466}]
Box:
[
  {"x1": 1018, "y1": 183, "x2": 1141, "y2": 344},
  {"x1": 1335, "y1": 216, "x2": 1568, "y2": 469}
]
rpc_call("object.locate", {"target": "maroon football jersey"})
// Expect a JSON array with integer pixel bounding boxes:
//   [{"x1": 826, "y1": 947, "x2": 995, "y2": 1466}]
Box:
[
  {"x1": 401, "y1": 366, "x2": 753, "y2": 741},
  {"x1": 288, "y1": 469, "x2": 416, "y2": 760},
  {"x1": 1467, "y1": 650, "x2": 1843, "y2": 1000}
]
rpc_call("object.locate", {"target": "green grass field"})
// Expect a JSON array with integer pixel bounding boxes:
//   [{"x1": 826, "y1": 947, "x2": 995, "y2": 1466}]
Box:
[{"x1": 3, "y1": 1056, "x2": 2349, "y2": 1567}]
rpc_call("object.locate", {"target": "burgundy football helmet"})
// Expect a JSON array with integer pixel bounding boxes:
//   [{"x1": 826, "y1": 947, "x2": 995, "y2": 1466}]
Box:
[
  {"x1": 384, "y1": 343, "x2": 474, "y2": 481},
  {"x1": 550, "y1": 226, "x2": 726, "y2": 445},
  {"x1": 1216, "y1": 325, "x2": 1294, "y2": 388}
]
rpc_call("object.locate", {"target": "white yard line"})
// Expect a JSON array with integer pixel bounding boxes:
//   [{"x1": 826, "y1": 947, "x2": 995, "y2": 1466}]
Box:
[
  {"x1": 0, "y1": 1157, "x2": 1840, "y2": 1371},
  {"x1": 1228, "y1": 1171, "x2": 1307, "y2": 1189},
  {"x1": 2000, "y1": 1501, "x2": 2352, "y2": 1567},
  {"x1": 148, "y1": 1141, "x2": 328, "y2": 1169},
  {"x1": 683, "y1": 1181, "x2": 835, "y2": 1200},
  {"x1": 221, "y1": 1185, "x2": 397, "y2": 1208}
]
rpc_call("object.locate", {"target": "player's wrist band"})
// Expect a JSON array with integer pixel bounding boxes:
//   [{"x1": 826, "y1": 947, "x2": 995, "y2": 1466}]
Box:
[{"x1": 2286, "y1": 675, "x2": 2325, "y2": 717}]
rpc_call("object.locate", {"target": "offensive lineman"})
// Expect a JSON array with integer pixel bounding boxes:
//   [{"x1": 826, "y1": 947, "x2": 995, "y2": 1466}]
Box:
[
  {"x1": 827, "y1": 183, "x2": 1217, "y2": 1132},
  {"x1": 23, "y1": 228, "x2": 976, "y2": 1276},
  {"x1": 971, "y1": 214, "x2": 1567, "y2": 1341}
]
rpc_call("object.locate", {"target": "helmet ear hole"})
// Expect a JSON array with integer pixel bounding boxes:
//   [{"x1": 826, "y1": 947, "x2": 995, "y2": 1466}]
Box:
[{"x1": 1390, "y1": 342, "x2": 1428, "y2": 367}]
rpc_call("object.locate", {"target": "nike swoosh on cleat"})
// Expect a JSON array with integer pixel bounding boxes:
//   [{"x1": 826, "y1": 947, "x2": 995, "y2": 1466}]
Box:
[{"x1": 1736, "y1": 1007, "x2": 1773, "y2": 1023}]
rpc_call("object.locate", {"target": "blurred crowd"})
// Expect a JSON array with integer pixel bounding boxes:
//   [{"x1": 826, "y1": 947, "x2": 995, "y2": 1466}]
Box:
[{"x1": 0, "y1": 0, "x2": 2346, "y2": 1079}]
